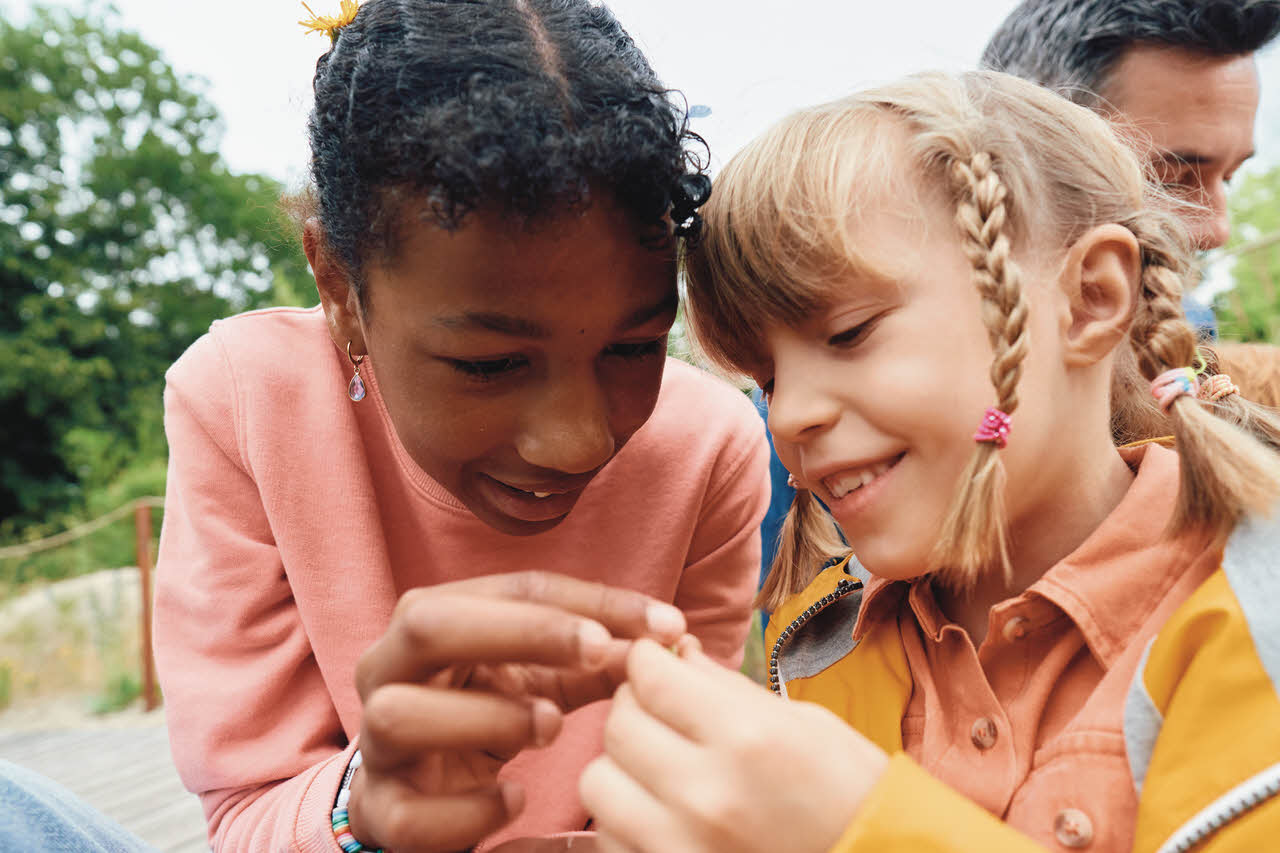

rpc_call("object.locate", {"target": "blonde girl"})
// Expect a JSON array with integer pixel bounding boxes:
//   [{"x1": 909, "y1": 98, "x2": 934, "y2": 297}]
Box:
[{"x1": 578, "y1": 71, "x2": 1280, "y2": 853}]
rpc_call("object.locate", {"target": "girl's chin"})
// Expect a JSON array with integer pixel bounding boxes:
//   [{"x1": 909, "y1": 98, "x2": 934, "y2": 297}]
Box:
[{"x1": 844, "y1": 543, "x2": 933, "y2": 584}]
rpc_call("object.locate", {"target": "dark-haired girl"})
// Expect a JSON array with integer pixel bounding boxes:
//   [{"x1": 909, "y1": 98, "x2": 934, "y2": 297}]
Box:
[{"x1": 152, "y1": 2, "x2": 768, "y2": 851}]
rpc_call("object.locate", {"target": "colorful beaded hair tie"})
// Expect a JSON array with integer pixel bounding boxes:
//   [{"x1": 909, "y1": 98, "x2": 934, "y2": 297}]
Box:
[
  {"x1": 1151, "y1": 367, "x2": 1199, "y2": 411},
  {"x1": 1198, "y1": 373, "x2": 1240, "y2": 403},
  {"x1": 300, "y1": 0, "x2": 361, "y2": 43},
  {"x1": 973, "y1": 407, "x2": 1012, "y2": 448}
]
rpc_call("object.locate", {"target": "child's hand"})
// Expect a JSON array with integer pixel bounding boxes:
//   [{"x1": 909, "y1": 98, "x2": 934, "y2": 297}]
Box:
[
  {"x1": 347, "y1": 572, "x2": 687, "y2": 853},
  {"x1": 489, "y1": 834, "x2": 601, "y2": 852},
  {"x1": 580, "y1": 636, "x2": 888, "y2": 853}
]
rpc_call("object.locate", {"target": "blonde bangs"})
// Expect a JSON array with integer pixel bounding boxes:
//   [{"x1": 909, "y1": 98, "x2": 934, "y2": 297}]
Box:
[{"x1": 684, "y1": 99, "x2": 905, "y2": 376}]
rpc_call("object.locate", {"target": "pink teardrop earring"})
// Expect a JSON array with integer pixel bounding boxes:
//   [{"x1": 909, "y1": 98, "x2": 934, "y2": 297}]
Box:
[{"x1": 346, "y1": 341, "x2": 367, "y2": 402}]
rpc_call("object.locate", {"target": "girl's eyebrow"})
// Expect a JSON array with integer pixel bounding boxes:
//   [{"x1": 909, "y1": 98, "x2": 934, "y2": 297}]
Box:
[
  {"x1": 621, "y1": 291, "x2": 679, "y2": 330},
  {"x1": 432, "y1": 292, "x2": 677, "y2": 339},
  {"x1": 435, "y1": 312, "x2": 550, "y2": 338}
]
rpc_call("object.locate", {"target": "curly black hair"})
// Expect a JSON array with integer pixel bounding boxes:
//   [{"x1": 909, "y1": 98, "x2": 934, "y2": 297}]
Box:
[{"x1": 307, "y1": 0, "x2": 706, "y2": 301}]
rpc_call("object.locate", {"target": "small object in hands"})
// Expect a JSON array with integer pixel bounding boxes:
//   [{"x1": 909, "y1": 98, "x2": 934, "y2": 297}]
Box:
[
  {"x1": 973, "y1": 407, "x2": 1012, "y2": 448},
  {"x1": 300, "y1": 0, "x2": 361, "y2": 43},
  {"x1": 347, "y1": 340, "x2": 367, "y2": 402}
]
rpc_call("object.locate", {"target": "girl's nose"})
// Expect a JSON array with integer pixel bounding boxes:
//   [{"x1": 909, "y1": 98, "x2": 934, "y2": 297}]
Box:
[
  {"x1": 765, "y1": 364, "x2": 840, "y2": 445},
  {"x1": 516, "y1": 375, "x2": 616, "y2": 474}
]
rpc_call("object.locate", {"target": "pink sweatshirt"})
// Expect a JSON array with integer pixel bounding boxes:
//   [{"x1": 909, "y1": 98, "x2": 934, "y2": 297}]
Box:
[{"x1": 154, "y1": 306, "x2": 769, "y2": 852}]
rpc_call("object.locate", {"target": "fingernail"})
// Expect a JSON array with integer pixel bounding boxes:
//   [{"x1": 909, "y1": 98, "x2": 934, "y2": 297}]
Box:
[
  {"x1": 500, "y1": 780, "x2": 525, "y2": 818},
  {"x1": 676, "y1": 633, "x2": 702, "y2": 657},
  {"x1": 646, "y1": 603, "x2": 686, "y2": 638},
  {"x1": 531, "y1": 698, "x2": 562, "y2": 747},
  {"x1": 577, "y1": 620, "x2": 611, "y2": 666}
]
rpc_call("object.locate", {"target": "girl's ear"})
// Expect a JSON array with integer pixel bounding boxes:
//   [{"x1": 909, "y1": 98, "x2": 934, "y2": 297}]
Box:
[
  {"x1": 304, "y1": 217, "x2": 368, "y2": 356},
  {"x1": 1058, "y1": 223, "x2": 1141, "y2": 368}
]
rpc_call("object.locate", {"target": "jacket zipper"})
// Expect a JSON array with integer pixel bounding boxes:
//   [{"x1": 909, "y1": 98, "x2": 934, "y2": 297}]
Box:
[
  {"x1": 768, "y1": 576, "x2": 862, "y2": 695},
  {"x1": 1157, "y1": 762, "x2": 1280, "y2": 853}
]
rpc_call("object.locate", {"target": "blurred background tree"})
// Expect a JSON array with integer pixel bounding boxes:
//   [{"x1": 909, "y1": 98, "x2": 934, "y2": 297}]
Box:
[
  {"x1": 1212, "y1": 163, "x2": 1280, "y2": 342},
  {"x1": 1, "y1": 4, "x2": 311, "y2": 570},
  {"x1": 1, "y1": 3, "x2": 312, "y2": 581}
]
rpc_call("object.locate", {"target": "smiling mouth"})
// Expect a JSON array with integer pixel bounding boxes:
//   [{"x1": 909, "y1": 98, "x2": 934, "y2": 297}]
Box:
[
  {"x1": 821, "y1": 453, "x2": 904, "y2": 499},
  {"x1": 490, "y1": 478, "x2": 579, "y2": 499},
  {"x1": 477, "y1": 473, "x2": 591, "y2": 525},
  {"x1": 506, "y1": 485, "x2": 556, "y2": 499}
]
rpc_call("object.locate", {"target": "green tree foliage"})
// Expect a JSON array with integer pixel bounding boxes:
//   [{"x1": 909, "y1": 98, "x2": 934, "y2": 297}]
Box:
[
  {"x1": 1212, "y1": 163, "x2": 1280, "y2": 342},
  {"x1": 1, "y1": 5, "x2": 311, "y2": 531}
]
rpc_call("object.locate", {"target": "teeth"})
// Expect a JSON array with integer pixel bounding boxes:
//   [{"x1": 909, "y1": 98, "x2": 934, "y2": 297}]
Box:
[
  {"x1": 532, "y1": 491, "x2": 552, "y2": 498},
  {"x1": 823, "y1": 461, "x2": 892, "y2": 499}
]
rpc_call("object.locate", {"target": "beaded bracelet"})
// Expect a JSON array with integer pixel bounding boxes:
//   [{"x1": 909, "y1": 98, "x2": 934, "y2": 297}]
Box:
[{"x1": 332, "y1": 750, "x2": 385, "y2": 853}]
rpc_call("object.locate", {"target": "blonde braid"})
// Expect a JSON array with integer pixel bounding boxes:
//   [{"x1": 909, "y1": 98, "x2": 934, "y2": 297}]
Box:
[
  {"x1": 1125, "y1": 220, "x2": 1197, "y2": 379},
  {"x1": 1123, "y1": 213, "x2": 1280, "y2": 533},
  {"x1": 757, "y1": 486, "x2": 848, "y2": 612},
  {"x1": 930, "y1": 152, "x2": 1030, "y2": 590}
]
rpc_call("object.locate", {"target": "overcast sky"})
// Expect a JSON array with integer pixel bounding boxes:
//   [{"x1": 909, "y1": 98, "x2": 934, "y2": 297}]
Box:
[{"x1": 10, "y1": 0, "x2": 1280, "y2": 190}]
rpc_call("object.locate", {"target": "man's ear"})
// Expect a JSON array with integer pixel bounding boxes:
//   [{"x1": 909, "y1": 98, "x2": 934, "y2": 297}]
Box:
[
  {"x1": 1058, "y1": 223, "x2": 1141, "y2": 368},
  {"x1": 304, "y1": 217, "x2": 367, "y2": 356}
]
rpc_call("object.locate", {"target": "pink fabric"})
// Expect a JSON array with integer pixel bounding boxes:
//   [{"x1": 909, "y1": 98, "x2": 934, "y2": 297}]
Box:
[
  {"x1": 154, "y1": 306, "x2": 769, "y2": 852},
  {"x1": 854, "y1": 443, "x2": 1221, "y2": 853}
]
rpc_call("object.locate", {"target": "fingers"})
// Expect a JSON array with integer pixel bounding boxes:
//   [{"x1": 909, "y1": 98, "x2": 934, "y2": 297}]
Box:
[
  {"x1": 624, "y1": 639, "x2": 756, "y2": 743},
  {"x1": 594, "y1": 833, "x2": 641, "y2": 853},
  {"x1": 349, "y1": 773, "x2": 523, "y2": 853},
  {"x1": 525, "y1": 644, "x2": 631, "y2": 711},
  {"x1": 600, "y1": 684, "x2": 694, "y2": 805},
  {"x1": 487, "y1": 835, "x2": 603, "y2": 853},
  {"x1": 358, "y1": 595, "x2": 612, "y2": 698},
  {"x1": 433, "y1": 571, "x2": 687, "y2": 642},
  {"x1": 360, "y1": 685, "x2": 562, "y2": 769},
  {"x1": 358, "y1": 574, "x2": 688, "y2": 699},
  {"x1": 580, "y1": 756, "x2": 680, "y2": 853}
]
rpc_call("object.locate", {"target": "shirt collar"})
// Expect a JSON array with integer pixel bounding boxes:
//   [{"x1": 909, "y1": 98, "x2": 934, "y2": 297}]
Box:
[{"x1": 850, "y1": 443, "x2": 1218, "y2": 666}]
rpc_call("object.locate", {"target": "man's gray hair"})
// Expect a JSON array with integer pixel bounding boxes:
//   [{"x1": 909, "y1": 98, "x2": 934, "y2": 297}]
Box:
[{"x1": 981, "y1": 0, "x2": 1280, "y2": 108}]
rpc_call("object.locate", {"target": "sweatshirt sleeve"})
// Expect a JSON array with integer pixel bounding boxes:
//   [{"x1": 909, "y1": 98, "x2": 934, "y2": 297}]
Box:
[
  {"x1": 828, "y1": 753, "x2": 1045, "y2": 853},
  {"x1": 674, "y1": 396, "x2": 771, "y2": 668},
  {"x1": 154, "y1": 331, "x2": 348, "y2": 853}
]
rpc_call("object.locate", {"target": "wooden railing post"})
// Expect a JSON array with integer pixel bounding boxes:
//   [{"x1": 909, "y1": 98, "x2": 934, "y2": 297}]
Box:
[{"x1": 134, "y1": 502, "x2": 159, "y2": 711}]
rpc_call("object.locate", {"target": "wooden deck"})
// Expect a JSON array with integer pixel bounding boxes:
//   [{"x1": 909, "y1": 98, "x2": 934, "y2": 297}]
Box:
[{"x1": 0, "y1": 720, "x2": 209, "y2": 852}]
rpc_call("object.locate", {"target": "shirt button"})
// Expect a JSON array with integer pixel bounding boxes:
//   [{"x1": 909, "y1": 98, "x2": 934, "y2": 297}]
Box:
[
  {"x1": 970, "y1": 717, "x2": 998, "y2": 750},
  {"x1": 1054, "y1": 808, "x2": 1094, "y2": 848},
  {"x1": 1003, "y1": 615, "x2": 1030, "y2": 642}
]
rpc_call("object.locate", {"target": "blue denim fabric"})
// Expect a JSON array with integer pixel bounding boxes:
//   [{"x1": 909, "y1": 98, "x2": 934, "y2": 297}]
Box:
[
  {"x1": 752, "y1": 388, "x2": 796, "y2": 594},
  {"x1": 1183, "y1": 293, "x2": 1218, "y2": 341},
  {"x1": 0, "y1": 759, "x2": 157, "y2": 852}
]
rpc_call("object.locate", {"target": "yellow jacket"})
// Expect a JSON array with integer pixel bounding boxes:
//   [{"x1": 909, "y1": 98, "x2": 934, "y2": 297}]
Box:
[{"x1": 765, "y1": 514, "x2": 1280, "y2": 852}]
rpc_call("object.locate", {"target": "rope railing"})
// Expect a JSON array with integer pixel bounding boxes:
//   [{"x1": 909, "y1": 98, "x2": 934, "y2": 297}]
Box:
[
  {"x1": 0, "y1": 496, "x2": 165, "y2": 560},
  {"x1": 1, "y1": 496, "x2": 165, "y2": 711}
]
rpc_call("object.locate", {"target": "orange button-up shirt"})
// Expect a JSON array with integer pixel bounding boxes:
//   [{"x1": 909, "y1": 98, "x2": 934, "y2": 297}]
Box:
[{"x1": 852, "y1": 444, "x2": 1221, "y2": 852}]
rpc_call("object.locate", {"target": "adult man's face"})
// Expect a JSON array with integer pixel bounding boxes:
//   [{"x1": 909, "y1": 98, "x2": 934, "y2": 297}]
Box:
[{"x1": 1103, "y1": 44, "x2": 1260, "y2": 250}]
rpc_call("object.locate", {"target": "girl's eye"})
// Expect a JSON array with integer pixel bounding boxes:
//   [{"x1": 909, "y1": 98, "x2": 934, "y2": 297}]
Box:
[
  {"x1": 828, "y1": 315, "x2": 881, "y2": 348},
  {"x1": 605, "y1": 338, "x2": 665, "y2": 359},
  {"x1": 446, "y1": 356, "x2": 528, "y2": 380}
]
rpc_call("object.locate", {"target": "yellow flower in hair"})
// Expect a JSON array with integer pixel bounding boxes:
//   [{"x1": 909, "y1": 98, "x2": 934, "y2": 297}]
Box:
[{"x1": 299, "y1": 0, "x2": 361, "y2": 43}]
